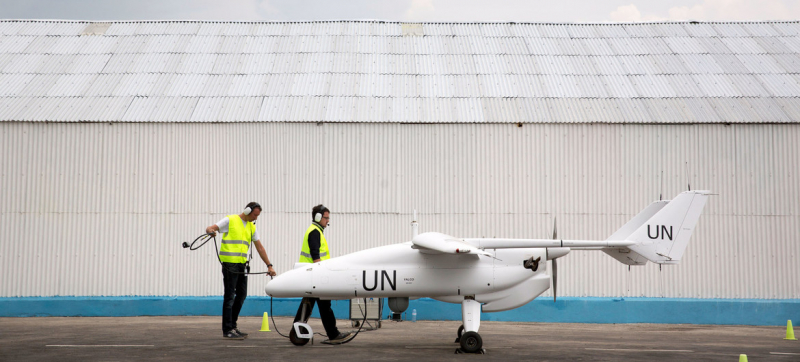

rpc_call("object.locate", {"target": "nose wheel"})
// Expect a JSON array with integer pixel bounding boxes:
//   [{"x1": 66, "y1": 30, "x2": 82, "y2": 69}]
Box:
[
  {"x1": 289, "y1": 325, "x2": 310, "y2": 346},
  {"x1": 290, "y1": 297, "x2": 314, "y2": 346}
]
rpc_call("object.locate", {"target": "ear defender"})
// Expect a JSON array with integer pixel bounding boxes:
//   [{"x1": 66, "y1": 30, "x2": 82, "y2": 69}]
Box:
[
  {"x1": 243, "y1": 202, "x2": 261, "y2": 216},
  {"x1": 312, "y1": 204, "x2": 326, "y2": 222}
]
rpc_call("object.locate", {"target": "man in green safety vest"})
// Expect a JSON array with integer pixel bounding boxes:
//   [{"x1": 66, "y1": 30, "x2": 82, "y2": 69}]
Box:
[
  {"x1": 206, "y1": 202, "x2": 276, "y2": 340},
  {"x1": 293, "y1": 204, "x2": 352, "y2": 344}
]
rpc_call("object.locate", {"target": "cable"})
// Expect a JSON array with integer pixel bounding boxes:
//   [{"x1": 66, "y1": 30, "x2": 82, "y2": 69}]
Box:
[
  {"x1": 187, "y1": 233, "x2": 370, "y2": 344},
  {"x1": 269, "y1": 285, "x2": 290, "y2": 339},
  {"x1": 334, "y1": 298, "x2": 368, "y2": 345},
  {"x1": 184, "y1": 233, "x2": 271, "y2": 275},
  {"x1": 184, "y1": 233, "x2": 213, "y2": 250},
  {"x1": 188, "y1": 233, "x2": 372, "y2": 344},
  {"x1": 268, "y1": 293, "x2": 371, "y2": 344}
]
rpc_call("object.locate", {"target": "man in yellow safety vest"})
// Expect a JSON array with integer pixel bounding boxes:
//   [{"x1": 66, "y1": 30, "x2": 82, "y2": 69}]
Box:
[
  {"x1": 293, "y1": 204, "x2": 352, "y2": 344},
  {"x1": 206, "y1": 202, "x2": 276, "y2": 340}
]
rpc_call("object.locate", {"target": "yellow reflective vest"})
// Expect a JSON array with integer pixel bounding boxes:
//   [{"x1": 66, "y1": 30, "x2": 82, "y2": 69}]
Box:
[
  {"x1": 299, "y1": 223, "x2": 329, "y2": 263},
  {"x1": 220, "y1": 214, "x2": 255, "y2": 264}
]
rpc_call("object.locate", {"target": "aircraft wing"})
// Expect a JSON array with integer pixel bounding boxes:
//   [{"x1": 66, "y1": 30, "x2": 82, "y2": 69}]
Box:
[
  {"x1": 411, "y1": 232, "x2": 633, "y2": 255},
  {"x1": 464, "y1": 238, "x2": 635, "y2": 249},
  {"x1": 411, "y1": 232, "x2": 492, "y2": 256}
]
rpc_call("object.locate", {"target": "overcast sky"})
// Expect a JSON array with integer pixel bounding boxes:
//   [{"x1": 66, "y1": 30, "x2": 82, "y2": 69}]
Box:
[{"x1": 1, "y1": 0, "x2": 799, "y2": 23}]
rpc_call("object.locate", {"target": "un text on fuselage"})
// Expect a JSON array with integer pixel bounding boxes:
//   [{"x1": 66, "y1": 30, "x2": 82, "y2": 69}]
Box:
[
  {"x1": 647, "y1": 225, "x2": 673, "y2": 240},
  {"x1": 362, "y1": 270, "x2": 397, "y2": 291}
]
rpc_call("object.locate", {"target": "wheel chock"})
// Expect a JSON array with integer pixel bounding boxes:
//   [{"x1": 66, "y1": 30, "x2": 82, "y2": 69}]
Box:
[{"x1": 455, "y1": 348, "x2": 486, "y2": 354}]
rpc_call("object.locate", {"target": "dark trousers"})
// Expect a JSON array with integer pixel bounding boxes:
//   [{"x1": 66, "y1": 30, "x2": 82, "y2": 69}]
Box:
[
  {"x1": 222, "y1": 262, "x2": 247, "y2": 333},
  {"x1": 293, "y1": 297, "x2": 340, "y2": 339}
]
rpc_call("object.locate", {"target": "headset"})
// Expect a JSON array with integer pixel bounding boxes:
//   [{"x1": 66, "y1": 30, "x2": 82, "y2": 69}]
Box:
[
  {"x1": 313, "y1": 204, "x2": 327, "y2": 223},
  {"x1": 243, "y1": 202, "x2": 261, "y2": 216}
]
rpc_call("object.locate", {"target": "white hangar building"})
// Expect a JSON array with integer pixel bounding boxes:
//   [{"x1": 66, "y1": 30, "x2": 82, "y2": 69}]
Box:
[{"x1": 0, "y1": 19, "x2": 798, "y2": 324}]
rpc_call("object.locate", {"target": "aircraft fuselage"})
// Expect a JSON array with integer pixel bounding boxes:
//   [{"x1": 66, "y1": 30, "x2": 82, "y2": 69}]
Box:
[{"x1": 265, "y1": 241, "x2": 553, "y2": 312}]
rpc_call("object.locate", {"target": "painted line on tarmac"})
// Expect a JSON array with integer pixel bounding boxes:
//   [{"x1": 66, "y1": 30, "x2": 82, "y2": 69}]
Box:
[
  {"x1": 224, "y1": 344, "x2": 333, "y2": 348},
  {"x1": 405, "y1": 346, "x2": 512, "y2": 349},
  {"x1": 585, "y1": 348, "x2": 693, "y2": 353},
  {"x1": 771, "y1": 352, "x2": 800, "y2": 355},
  {"x1": 47, "y1": 345, "x2": 155, "y2": 348}
]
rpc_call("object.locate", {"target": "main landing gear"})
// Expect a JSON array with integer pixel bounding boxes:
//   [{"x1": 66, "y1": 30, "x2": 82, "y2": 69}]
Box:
[{"x1": 454, "y1": 298, "x2": 485, "y2": 354}]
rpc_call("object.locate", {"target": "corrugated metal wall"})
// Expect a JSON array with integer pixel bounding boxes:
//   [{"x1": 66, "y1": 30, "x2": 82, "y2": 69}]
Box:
[{"x1": 2, "y1": 122, "x2": 797, "y2": 299}]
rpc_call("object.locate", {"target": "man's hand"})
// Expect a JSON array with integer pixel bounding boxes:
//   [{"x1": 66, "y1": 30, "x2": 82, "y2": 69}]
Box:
[
  {"x1": 205, "y1": 225, "x2": 217, "y2": 236},
  {"x1": 267, "y1": 266, "x2": 276, "y2": 276}
]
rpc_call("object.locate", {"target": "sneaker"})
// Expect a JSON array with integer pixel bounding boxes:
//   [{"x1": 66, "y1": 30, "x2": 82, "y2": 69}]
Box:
[
  {"x1": 233, "y1": 328, "x2": 248, "y2": 338},
  {"x1": 223, "y1": 329, "x2": 245, "y2": 340},
  {"x1": 323, "y1": 331, "x2": 353, "y2": 345}
]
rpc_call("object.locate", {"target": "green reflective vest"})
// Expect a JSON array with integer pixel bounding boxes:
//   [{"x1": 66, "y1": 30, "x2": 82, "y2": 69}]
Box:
[
  {"x1": 299, "y1": 223, "x2": 329, "y2": 263},
  {"x1": 220, "y1": 214, "x2": 255, "y2": 264}
]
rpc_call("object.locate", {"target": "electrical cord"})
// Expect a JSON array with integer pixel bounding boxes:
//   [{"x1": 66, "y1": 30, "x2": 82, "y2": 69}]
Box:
[
  {"x1": 183, "y1": 233, "x2": 271, "y2": 275},
  {"x1": 268, "y1": 286, "x2": 290, "y2": 339},
  {"x1": 184, "y1": 233, "x2": 213, "y2": 250},
  {"x1": 348, "y1": 297, "x2": 382, "y2": 331},
  {"x1": 187, "y1": 233, "x2": 371, "y2": 344},
  {"x1": 268, "y1": 290, "x2": 371, "y2": 344},
  {"x1": 335, "y1": 300, "x2": 368, "y2": 344}
]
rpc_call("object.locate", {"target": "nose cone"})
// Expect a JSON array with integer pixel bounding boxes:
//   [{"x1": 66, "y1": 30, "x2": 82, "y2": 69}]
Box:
[{"x1": 264, "y1": 266, "x2": 312, "y2": 298}]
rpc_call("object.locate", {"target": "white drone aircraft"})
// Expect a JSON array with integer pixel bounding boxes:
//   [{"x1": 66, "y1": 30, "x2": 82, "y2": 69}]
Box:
[{"x1": 265, "y1": 190, "x2": 710, "y2": 353}]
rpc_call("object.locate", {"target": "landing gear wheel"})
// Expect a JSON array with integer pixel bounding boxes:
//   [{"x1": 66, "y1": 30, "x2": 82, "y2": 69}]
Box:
[
  {"x1": 289, "y1": 326, "x2": 310, "y2": 346},
  {"x1": 352, "y1": 320, "x2": 360, "y2": 328},
  {"x1": 459, "y1": 331, "x2": 483, "y2": 353},
  {"x1": 454, "y1": 324, "x2": 465, "y2": 343}
]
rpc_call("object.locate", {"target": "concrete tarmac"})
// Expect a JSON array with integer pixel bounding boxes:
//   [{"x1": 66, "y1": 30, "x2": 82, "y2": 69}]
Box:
[{"x1": 2, "y1": 316, "x2": 798, "y2": 361}]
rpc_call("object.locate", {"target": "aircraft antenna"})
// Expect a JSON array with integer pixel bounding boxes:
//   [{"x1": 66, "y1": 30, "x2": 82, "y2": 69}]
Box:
[
  {"x1": 685, "y1": 162, "x2": 691, "y2": 191},
  {"x1": 411, "y1": 209, "x2": 419, "y2": 238},
  {"x1": 626, "y1": 265, "x2": 631, "y2": 298}
]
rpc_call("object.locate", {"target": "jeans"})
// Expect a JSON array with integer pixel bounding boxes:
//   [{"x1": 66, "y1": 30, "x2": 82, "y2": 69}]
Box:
[
  {"x1": 222, "y1": 262, "x2": 247, "y2": 333},
  {"x1": 294, "y1": 297, "x2": 340, "y2": 339}
]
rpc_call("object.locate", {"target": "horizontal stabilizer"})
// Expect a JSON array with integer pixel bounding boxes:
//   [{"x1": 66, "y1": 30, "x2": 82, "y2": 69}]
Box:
[{"x1": 602, "y1": 199, "x2": 669, "y2": 265}]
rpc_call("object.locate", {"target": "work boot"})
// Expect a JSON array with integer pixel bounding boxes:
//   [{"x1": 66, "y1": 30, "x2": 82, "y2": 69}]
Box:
[
  {"x1": 233, "y1": 328, "x2": 248, "y2": 338},
  {"x1": 223, "y1": 329, "x2": 245, "y2": 340},
  {"x1": 323, "y1": 331, "x2": 353, "y2": 345}
]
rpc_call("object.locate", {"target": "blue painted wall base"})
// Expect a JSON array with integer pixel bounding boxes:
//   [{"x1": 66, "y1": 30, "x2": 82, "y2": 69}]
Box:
[{"x1": 1, "y1": 297, "x2": 797, "y2": 326}]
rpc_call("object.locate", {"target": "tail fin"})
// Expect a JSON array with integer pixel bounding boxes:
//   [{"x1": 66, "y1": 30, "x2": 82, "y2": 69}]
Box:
[{"x1": 605, "y1": 190, "x2": 711, "y2": 265}]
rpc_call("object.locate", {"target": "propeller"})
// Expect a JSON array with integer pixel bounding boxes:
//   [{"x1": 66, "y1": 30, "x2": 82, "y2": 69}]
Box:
[{"x1": 552, "y1": 218, "x2": 557, "y2": 303}]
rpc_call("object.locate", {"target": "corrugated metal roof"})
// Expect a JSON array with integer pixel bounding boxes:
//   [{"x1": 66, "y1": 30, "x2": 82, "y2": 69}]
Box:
[
  {"x1": 0, "y1": 35, "x2": 37, "y2": 53},
  {"x1": 0, "y1": 20, "x2": 799, "y2": 124}
]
